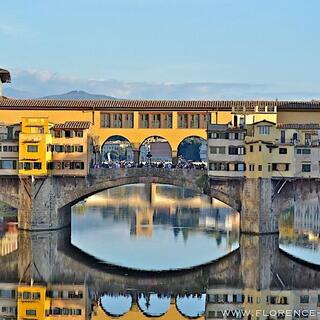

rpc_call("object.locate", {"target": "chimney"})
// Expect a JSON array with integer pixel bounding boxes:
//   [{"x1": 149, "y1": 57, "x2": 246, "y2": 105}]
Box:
[{"x1": 0, "y1": 68, "x2": 11, "y2": 97}]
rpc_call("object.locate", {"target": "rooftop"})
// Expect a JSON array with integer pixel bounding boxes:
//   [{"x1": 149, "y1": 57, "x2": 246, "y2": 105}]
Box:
[
  {"x1": 54, "y1": 121, "x2": 91, "y2": 130},
  {"x1": 0, "y1": 69, "x2": 11, "y2": 83},
  {"x1": 276, "y1": 123, "x2": 320, "y2": 130},
  {"x1": 0, "y1": 99, "x2": 319, "y2": 111}
]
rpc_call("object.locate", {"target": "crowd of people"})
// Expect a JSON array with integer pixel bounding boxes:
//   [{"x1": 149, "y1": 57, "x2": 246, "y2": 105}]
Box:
[{"x1": 98, "y1": 159, "x2": 207, "y2": 170}]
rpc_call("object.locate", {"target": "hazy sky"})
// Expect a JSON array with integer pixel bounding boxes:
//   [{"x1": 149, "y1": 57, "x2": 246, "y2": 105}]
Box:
[{"x1": 1, "y1": 0, "x2": 320, "y2": 99}]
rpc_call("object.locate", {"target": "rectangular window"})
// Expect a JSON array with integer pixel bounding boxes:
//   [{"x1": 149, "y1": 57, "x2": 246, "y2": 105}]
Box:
[
  {"x1": 209, "y1": 162, "x2": 228, "y2": 171},
  {"x1": 300, "y1": 295, "x2": 309, "y2": 304},
  {"x1": 302, "y1": 148, "x2": 311, "y2": 155},
  {"x1": 250, "y1": 145, "x2": 253, "y2": 152},
  {"x1": 27, "y1": 145, "x2": 38, "y2": 153},
  {"x1": 100, "y1": 113, "x2": 111, "y2": 128},
  {"x1": 258, "y1": 165, "x2": 262, "y2": 171},
  {"x1": 296, "y1": 148, "x2": 311, "y2": 155},
  {"x1": 33, "y1": 162, "x2": 42, "y2": 170},
  {"x1": 65, "y1": 145, "x2": 75, "y2": 153},
  {"x1": 139, "y1": 113, "x2": 149, "y2": 128},
  {"x1": 123, "y1": 113, "x2": 133, "y2": 128},
  {"x1": 210, "y1": 146, "x2": 225, "y2": 154},
  {"x1": 71, "y1": 162, "x2": 85, "y2": 170},
  {"x1": 23, "y1": 162, "x2": 32, "y2": 170},
  {"x1": 151, "y1": 114, "x2": 161, "y2": 128},
  {"x1": 228, "y1": 146, "x2": 240, "y2": 155},
  {"x1": 190, "y1": 114, "x2": 199, "y2": 128},
  {"x1": 280, "y1": 130, "x2": 286, "y2": 143},
  {"x1": 54, "y1": 145, "x2": 65, "y2": 152},
  {"x1": 302, "y1": 163, "x2": 311, "y2": 172},
  {"x1": 178, "y1": 113, "x2": 188, "y2": 128},
  {"x1": 259, "y1": 145, "x2": 262, "y2": 152},
  {"x1": 305, "y1": 133, "x2": 312, "y2": 145},
  {"x1": 54, "y1": 130, "x2": 62, "y2": 138},
  {"x1": 162, "y1": 113, "x2": 172, "y2": 128},
  {"x1": 26, "y1": 310, "x2": 36, "y2": 316},
  {"x1": 64, "y1": 130, "x2": 73, "y2": 138},
  {"x1": 75, "y1": 145, "x2": 84, "y2": 152},
  {"x1": 279, "y1": 148, "x2": 287, "y2": 154},
  {"x1": 112, "y1": 113, "x2": 122, "y2": 128},
  {"x1": 0, "y1": 160, "x2": 17, "y2": 170},
  {"x1": 75, "y1": 130, "x2": 84, "y2": 137},
  {"x1": 258, "y1": 125, "x2": 271, "y2": 135}
]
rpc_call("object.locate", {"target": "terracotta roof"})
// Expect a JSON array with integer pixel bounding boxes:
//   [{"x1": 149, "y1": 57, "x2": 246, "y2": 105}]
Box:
[
  {"x1": 0, "y1": 99, "x2": 319, "y2": 111},
  {"x1": 0, "y1": 69, "x2": 11, "y2": 83},
  {"x1": 54, "y1": 121, "x2": 91, "y2": 130},
  {"x1": 277, "y1": 123, "x2": 320, "y2": 130}
]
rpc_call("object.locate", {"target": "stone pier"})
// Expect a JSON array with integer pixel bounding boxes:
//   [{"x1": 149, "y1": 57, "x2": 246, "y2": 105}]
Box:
[{"x1": 240, "y1": 178, "x2": 278, "y2": 234}]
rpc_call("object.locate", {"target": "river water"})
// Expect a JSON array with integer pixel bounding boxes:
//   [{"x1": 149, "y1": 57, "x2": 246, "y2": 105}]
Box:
[{"x1": 0, "y1": 183, "x2": 319, "y2": 319}]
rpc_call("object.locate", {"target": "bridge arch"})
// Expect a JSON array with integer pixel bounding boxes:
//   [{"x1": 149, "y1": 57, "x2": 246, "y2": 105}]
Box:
[
  {"x1": 139, "y1": 135, "x2": 172, "y2": 163},
  {"x1": 175, "y1": 294, "x2": 206, "y2": 319},
  {"x1": 57, "y1": 169, "x2": 240, "y2": 215},
  {"x1": 177, "y1": 136, "x2": 207, "y2": 162},
  {"x1": 100, "y1": 294, "x2": 132, "y2": 317},
  {"x1": 137, "y1": 294, "x2": 171, "y2": 317},
  {"x1": 101, "y1": 135, "x2": 133, "y2": 162}
]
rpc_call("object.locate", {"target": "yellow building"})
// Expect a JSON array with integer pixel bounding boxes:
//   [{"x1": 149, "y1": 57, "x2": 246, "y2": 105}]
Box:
[
  {"x1": 19, "y1": 118, "x2": 53, "y2": 176},
  {"x1": 50, "y1": 121, "x2": 92, "y2": 176},
  {"x1": 18, "y1": 284, "x2": 87, "y2": 320},
  {"x1": 18, "y1": 286, "x2": 50, "y2": 320}
]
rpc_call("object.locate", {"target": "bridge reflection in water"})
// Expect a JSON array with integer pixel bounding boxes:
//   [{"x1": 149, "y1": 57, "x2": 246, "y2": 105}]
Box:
[
  {"x1": 0, "y1": 229, "x2": 320, "y2": 319},
  {"x1": 1, "y1": 182, "x2": 320, "y2": 319}
]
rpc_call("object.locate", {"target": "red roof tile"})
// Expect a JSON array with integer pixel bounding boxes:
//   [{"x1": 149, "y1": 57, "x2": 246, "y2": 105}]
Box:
[
  {"x1": 53, "y1": 121, "x2": 91, "y2": 129},
  {"x1": 0, "y1": 99, "x2": 319, "y2": 111}
]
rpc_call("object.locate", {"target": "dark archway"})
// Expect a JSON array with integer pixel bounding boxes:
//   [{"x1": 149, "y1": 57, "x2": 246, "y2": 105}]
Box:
[
  {"x1": 101, "y1": 135, "x2": 133, "y2": 163},
  {"x1": 177, "y1": 136, "x2": 207, "y2": 162},
  {"x1": 139, "y1": 136, "x2": 172, "y2": 164}
]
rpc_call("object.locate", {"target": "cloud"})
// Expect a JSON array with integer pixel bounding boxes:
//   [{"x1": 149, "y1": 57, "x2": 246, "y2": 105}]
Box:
[{"x1": 3, "y1": 69, "x2": 320, "y2": 100}]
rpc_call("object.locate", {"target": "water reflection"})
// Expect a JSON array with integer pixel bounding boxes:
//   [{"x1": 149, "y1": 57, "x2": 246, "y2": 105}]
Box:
[
  {"x1": 0, "y1": 227, "x2": 318, "y2": 319},
  {"x1": 279, "y1": 195, "x2": 320, "y2": 265},
  {"x1": 71, "y1": 184, "x2": 240, "y2": 271},
  {"x1": 0, "y1": 216, "x2": 18, "y2": 256},
  {"x1": 0, "y1": 183, "x2": 320, "y2": 319}
]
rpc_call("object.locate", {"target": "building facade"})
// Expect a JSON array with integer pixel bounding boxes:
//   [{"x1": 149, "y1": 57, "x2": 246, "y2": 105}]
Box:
[{"x1": 0, "y1": 123, "x2": 20, "y2": 175}]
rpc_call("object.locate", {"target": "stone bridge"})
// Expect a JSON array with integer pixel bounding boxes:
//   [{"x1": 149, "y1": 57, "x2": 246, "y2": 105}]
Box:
[
  {"x1": 0, "y1": 168, "x2": 243, "y2": 230},
  {"x1": 0, "y1": 169, "x2": 317, "y2": 234}
]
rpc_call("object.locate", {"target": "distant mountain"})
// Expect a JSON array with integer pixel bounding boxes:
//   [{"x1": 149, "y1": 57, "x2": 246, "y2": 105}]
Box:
[
  {"x1": 3, "y1": 87, "x2": 36, "y2": 99},
  {"x1": 41, "y1": 90, "x2": 118, "y2": 100}
]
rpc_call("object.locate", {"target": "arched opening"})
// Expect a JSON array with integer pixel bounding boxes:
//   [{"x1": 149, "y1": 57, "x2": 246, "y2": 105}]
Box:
[
  {"x1": 137, "y1": 294, "x2": 170, "y2": 317},
  {"x1": 139, "y1": 136, "x2": 172, "y2": 165},
  {"x1": 176, "y1": 294, "x2": 206, "y2": 318},
  {"x1": 100, "y1": 294, "x2": 132, "y2": 317},
  {"x1": 101, "y1": 135, "x2": 133, "y2": 164},
  {"x1": 177, "y1": 136, "x2": 207, "y2": 166}
]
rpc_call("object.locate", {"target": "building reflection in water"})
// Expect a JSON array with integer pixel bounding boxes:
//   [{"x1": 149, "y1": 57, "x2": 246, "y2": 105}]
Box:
[
  {"x1": 279, "y1": 194, "x2": 320, "y2": 264},
  {"x1": 0, "y1": 217, "x2": 18, "y2": 256},
  {"x1": 0, "y1": 184, "x2": 320, "y2": 319},
  {"x1": 71, "y1": 183, "x2": 240, "y2": 270}
]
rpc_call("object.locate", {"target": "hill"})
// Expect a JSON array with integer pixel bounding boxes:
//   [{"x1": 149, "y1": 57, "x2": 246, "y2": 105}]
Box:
[{"x1": 41, "y1": 90, "x2": 118, "y2": 100}]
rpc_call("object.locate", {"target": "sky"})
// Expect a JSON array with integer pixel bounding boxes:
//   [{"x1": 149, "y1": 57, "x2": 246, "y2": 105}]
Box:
[{"x1": 1, "y1": 0, "x2": 320, "y2": 99}]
